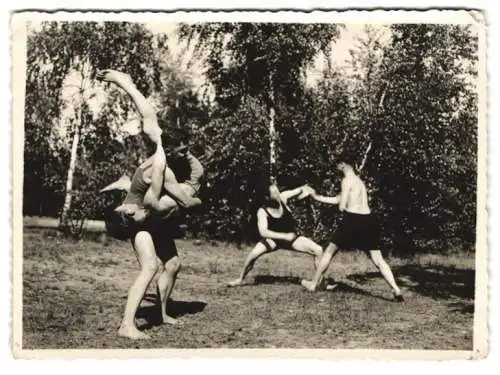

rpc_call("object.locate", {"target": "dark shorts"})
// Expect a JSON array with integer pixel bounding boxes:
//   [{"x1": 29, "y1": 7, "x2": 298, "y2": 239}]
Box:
[
  {"x1": 104, "y1": 210, "x2": 179, "y2": 263},
  {"x1": 259, "y1": 234, "x2": 300, "y2": 251},
  {"x1": 332, "y1": 212, "x2": 381, "y2": 251}
]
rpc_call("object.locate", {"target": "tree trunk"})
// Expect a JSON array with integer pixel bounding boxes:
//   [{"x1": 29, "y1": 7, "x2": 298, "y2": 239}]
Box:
[
  {"x1": 269, "y1": 105, "x2": 276, "y2": 180},
  {"x1": 175, "y1": 97, "x2": 180, "y2": 127},
  {"x1": 268, "y1": 71, "x2": 276, "y2": 182},
  {"x1": 60, "y1": 119, "x2": 80, "y2": 227}
]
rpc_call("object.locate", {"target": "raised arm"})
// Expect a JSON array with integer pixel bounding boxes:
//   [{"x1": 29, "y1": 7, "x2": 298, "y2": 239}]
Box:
[
  {"x1": 310, "y1": 191, "x2": 341, "y2": 205},
  {"x1": 97, "y1": 69, "x2": 161, "y2": 144},
  {"x1": 257, "y1": 208, "x2": 296, "y2": 242},
  {"x1": 279, "y1": 185, "x2": 308, "y2": 204}
]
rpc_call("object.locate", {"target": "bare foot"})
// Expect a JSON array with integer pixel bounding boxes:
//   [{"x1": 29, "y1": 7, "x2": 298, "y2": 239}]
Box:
[
  {"x1": 326, "y1": 283, "x2": 339, "y2": 291},
  {"x1": 301, "y1": 279, "x2": 317, "y2": 292},
  {"x1": 227, "y1": 279, "x2": 244, "y2": 287},
  {"x1": 162, "y1": 314, "x2": 181, "y2": 325},
  {"x1": 118, "y1": 325, "x2": 150, "y2": 340},
  {"x1": 100, "y1": 175, "x2": 131, "y2": 193},
  {"x1": 115, "y1": 203, "x2": 139, "y2": 215}
]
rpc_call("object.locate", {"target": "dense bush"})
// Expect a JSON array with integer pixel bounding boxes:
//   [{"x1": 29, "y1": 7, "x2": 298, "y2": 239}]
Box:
[{"x1": 23, "y1": 22, "x2": 479, "y2": 252}]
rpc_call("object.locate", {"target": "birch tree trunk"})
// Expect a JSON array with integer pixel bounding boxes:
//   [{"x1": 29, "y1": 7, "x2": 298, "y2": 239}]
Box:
[
  {"x1": 268, "y1": 70, "x2": 276, "y2": 182},
  {"x1": 60, "y1": 112, "x2": 81, "y2": 228},
  {"x1": 175, "y1": 97, "x2": 180, "y2": 127}
]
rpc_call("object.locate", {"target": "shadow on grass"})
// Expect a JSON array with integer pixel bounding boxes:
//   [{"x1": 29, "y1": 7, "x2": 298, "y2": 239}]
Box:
[
  {"x1": 323, "y1": 280, "x2": 395, "y2": 302},
  {"x1": 348, "y1": 264, "x2": 475, "y2": 301},
  {"x1": 137, "y1": 295, "x2": 207, "y2": 329},
  {"x1": 253, "y1": 275, "x2": 301, "y2": 285},
  {"x1": 448, "y1": 301, "x2": 474, "y2": 314},
  {"x1": 253, "y1": 275, "x2": 395, "y2": 302},
  {"x1": 239, "y1": 263, "x2": 474, "y2": 305}
]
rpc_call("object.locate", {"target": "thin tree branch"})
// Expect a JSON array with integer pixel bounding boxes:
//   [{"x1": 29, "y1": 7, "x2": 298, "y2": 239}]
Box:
[
  {"x1": 357, "y1": 141, "x2": 372, "y2": 172},
  {"x1": 338, "y1": 132, "x2": 349, "y2": 151},
  {"x1": 378, "y1": 83, "x2": 388, "y2": 110}
]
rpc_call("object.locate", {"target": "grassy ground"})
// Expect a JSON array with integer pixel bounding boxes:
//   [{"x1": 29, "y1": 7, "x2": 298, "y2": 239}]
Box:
[{"x1": 22, "y1": 228, "x2": 475, "y2": 350}]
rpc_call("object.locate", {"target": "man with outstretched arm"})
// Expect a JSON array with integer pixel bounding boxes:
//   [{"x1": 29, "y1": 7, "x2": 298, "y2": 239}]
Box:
[{"x1": 300, "y1": 153, "x2": 404, "y2": 302}]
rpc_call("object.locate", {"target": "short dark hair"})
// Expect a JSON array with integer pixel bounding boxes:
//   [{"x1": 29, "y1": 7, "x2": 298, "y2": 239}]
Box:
[
  {"x1": 161, "y1": 127, "x2": 190, "y2": 150},
  {"x1": 338, "y1": 149, "x2": 358, "y2": 168},
  {"x1": 254, "y1": 178, "x2": 279, "y2": 207}
]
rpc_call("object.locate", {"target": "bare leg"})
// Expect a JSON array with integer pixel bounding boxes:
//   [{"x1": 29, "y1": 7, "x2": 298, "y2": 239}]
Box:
[
  {"x1": 96, "y1": 69, "x2": 162, "y2": 144},
  {"x1": 100, "y1": 175, "x2": 131, "y2": 193},
  {"x1": 118, "y1": 231, "x2": 159, "y2": 339},
  {"x1": 368, "y1": 250, "x2": 403, "y2": 300},
  {"x1": 301, "y1": 242, "x2": 339, "y2": 292},
  {"x1": 156, "y1": 256, "x2": 182, "y2": 324},
  {"x1": 227, "y1": 241, "x2": 273, "y2": 287},
  {"x1": 290, "y1": 236, "x2": 323, "y2": 269}
]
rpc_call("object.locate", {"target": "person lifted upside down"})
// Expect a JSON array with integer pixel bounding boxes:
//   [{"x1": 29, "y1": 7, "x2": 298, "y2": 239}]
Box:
[{"x1": 97, "y1": 69, "x2": 201, "y2": 223}]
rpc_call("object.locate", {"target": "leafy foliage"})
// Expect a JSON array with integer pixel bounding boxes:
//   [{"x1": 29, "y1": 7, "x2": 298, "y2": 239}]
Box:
[
  {"x1": 24, "y1": 22, "x2": 479, "y2": 253},
  {"x1": 24, "y1": 21, "x2": 165, "y2": 237},
  {"x1": 368, "y1": 24, "x2": 479, "y2": 252}
]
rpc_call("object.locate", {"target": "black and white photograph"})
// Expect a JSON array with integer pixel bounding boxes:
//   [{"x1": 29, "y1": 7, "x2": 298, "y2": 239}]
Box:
[{"x1": 11, "y1": 10, "x2": 487, "y2": 359}]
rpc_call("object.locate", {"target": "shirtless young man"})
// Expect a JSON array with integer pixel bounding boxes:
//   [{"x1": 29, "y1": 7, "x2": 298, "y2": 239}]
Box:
[{"x1": 300, "y1": 154, "x2": 404, "y2": 302}]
